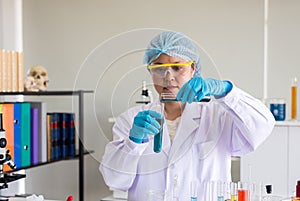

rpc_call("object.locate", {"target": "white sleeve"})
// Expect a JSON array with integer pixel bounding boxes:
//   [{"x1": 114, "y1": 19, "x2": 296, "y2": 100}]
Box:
[
  {"x1": 216, "y1": 83, "x2": 275, "y2": 155},
  {"x1": 99, "y1": 109, "x2": 148, "y2": 191}
]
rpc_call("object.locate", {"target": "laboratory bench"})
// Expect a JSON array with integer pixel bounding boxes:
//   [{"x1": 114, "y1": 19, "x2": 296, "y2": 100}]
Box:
[{"x1": 241, "y1": 121, "x2": 300, "y2": 197}]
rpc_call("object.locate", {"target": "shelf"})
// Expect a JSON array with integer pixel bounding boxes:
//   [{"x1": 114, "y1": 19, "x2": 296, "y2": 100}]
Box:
[
  {"x1": 6, "y1": 150, "x2": 94, "y2": 173},
  {"x1": 0, "y1": 90, "x2": 93, "y2": 201},
  {"x1": 0, "y1": 90, "x2": 93, "y2": 96},
  {"x1": 275, "y1": 120, "x2": 300, "y2": 127}
]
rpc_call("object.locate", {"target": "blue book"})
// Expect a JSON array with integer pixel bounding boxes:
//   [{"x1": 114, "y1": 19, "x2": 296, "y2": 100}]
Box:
[
  {"x1": 59, "y1": 113, "x2": 68, "y2": 158},
  {"x1": 68, "y1": 113, "x2": 76, "y2": 157},
  {"x1": 14, "y1": 102, "x2": 31, "y2": 169},
  {"x1": 13, "y1": 103, "x2": 22, "y2": 169},
  {"x1": 48, "y1": 113, "x2": 60, "y2": 160}
]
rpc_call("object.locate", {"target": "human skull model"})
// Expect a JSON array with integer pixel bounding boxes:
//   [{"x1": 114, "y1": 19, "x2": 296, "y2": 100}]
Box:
[
  {"x1": 24, "y1": 65, "x2": 49, "y2": 91},
  {"x1": 24, "y1": 76, "x2": 38, "y2": 92}
]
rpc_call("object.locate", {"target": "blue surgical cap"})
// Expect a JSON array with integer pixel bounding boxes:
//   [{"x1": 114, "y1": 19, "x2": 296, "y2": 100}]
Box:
[{"x1": 143, "y1": 31, "x2": 201, "y2": 76}]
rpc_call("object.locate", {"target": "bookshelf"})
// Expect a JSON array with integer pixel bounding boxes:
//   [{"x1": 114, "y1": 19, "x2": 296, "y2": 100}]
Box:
[{"x1": 0, "y1": 90, "x2": 93, "y2": 201}]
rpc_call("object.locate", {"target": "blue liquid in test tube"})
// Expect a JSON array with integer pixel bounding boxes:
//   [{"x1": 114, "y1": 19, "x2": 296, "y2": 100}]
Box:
[
  {"x1": 190, "y1": 180, "x2": 198, "y2": 201},
  {"x1": 218, "y1": 196, "x2": 224, "y2": 201},
  {"x1": 153, "y1": 119, "x2": 163, "y2": 153}
]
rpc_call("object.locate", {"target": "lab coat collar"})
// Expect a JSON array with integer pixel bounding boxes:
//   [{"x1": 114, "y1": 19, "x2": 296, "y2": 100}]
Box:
[{"x1": 168, "y1": 103, "x2": 201, "y2": 164}]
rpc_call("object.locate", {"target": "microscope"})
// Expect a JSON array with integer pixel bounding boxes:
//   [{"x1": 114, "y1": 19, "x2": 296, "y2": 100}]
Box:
[
  {"x1": 135, "y1": 80, "x2": 153, "y2": 104},
  {"x1": 0, "y1": 113, "x2": 16, "y2": 189}
]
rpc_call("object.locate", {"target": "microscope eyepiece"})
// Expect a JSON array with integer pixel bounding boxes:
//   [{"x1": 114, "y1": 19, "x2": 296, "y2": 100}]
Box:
[{"x1": 0, "y1": 138, "x2": 6, "y2": 148}]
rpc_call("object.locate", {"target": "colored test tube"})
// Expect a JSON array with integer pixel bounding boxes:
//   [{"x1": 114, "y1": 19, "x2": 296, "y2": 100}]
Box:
[
  {"x1": 153, "y1": 118, "x2": 163, "y2": 153},
  {"x1": 230, "y1": 182, "x2": 237, "y2": 201},
  {"x1": 190, "y1": 180, "x2": 198, "y2": 201},
  {"x1": 217, "y1": 181, "x2": 224, "y2": 201},
  {"x1": 238, "y1": 182, "x2": 249, "y2": 201}
]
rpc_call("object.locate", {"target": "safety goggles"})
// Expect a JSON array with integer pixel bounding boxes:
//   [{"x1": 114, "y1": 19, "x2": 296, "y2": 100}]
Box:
[{"x1": 148, "y1": 61, "x2": 194, "y2": 78}]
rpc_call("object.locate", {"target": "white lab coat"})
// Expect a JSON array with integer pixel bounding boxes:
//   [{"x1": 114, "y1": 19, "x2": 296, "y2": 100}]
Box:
[{"x1": 99, "y1": 85, "x2": 275, "y2": 201}]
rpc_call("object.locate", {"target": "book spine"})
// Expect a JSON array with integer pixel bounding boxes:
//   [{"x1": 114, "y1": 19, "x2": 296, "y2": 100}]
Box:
[
  {"x1": 30, "y1": 107, "x2": 39, "y2": 165},
  {"x1": 7, "y1": 51, "x2": 12, "y2": 92},
  {"x1": 60, "y1": 113, "x2": 68, "y2": 158},
  {"x1": 37, "y1": 102, "x2": 47, "y2": 163},
  {"x1": 21, "y1": 102, "x2": 31, "y2": 167},
  {"x1": 49, "y1": 113, "x2": 60, "y2": 160},
  {"x1": 14, "y1": 103, "x2": 22, "y2": 169},
  {"x1": 49, "y1": 113, "x2": 56, "y2": 160},
  {"x1": 2, "y1": 103, "x2": 14, "y2": 172},
  {"x1": 2, "y1": 50, "x2": 7, "y2": 92},
  {"x1": 68, "y1": 113, "x2": 76, "y2": 157},
  {"x1": 11, "y1": 51, "x2": 18, "y2": 92},
  {"x1": 0, "y1": 49, "x2": 2, "y2": 92},
  {"x1": 55, "y1": 113, "x2": 61, "y2": 159},
  {"x1": 47, "y1": 114, "x2": 51, "y2": 161},
  {"x1": 17, "y1": 51, "x2": 24, "y2": 92}
]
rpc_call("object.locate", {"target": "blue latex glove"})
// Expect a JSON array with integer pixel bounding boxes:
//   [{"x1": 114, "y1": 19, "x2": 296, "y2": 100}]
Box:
[
  {"x1": 129, "y1": 110, "x2": 164, "y2": 144},
  {"x1": 176, "y1": 77, "x2": 233, "y2": 103}
]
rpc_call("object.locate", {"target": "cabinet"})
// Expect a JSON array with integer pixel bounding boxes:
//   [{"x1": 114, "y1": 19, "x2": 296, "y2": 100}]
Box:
[
  {"x1": 240, "y1": 121, "x2": 300, "y2": 197},
  {"x1": 0, "y1": 90, "x2": 93, "y2": 201}
]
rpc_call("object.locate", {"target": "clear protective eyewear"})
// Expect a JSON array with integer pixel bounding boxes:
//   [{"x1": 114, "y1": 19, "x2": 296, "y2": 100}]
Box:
[{"x1": 148, "y1": 61, "x2": 194, "y2": 78}]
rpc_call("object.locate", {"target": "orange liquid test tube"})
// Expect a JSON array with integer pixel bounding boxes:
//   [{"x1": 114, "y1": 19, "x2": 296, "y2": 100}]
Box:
[
  {"x1": 238, "y1": 190, "x2": 249, "y2": 201},
  {"x1": 291, "y1": 77, "x2": 298, "y2": 120},
  {"x1": 237, "y1": 182, "x2": 249, "y2": 201}
]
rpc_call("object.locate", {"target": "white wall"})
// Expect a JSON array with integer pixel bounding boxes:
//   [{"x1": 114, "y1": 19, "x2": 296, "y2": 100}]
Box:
[
  {"x1": 21, "y1": 0, "x2": 300, "y2": 200},
  {"x1": 0, "y1": 0, "x2": 23, "y2": 51}
]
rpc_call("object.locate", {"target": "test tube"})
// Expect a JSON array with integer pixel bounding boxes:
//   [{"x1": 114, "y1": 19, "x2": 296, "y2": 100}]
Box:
[
  {"x1": 203, "y1": 181, "x2": 210, "y2": 201},
  {"x1": 160, "y1": 93, "x2": 211, "y2": 103},
  {"x1": 291, "y1": 77, "x2": 298, "y2": 120},
  {"x1": 224, "y1": 182, "x2": 231, "y2": 201},
  {"x1": 230, "y1": 182, "x2": 237, "y2": 201},
  {"x1": 190, "y1": 180, "x2": 198, "y2": 201},
  {"x1": 153, "y1": 103, "x2": 164, "y2": 153},
  {"x1": 238, "y1": 182, "x2": 249, "y2": 201},
  {"x1": 217, "y1": 181, "x2": 224, "y2": 201},
  {"x1": 153, "y1": 118, "x2": 163, "y2": 153}
]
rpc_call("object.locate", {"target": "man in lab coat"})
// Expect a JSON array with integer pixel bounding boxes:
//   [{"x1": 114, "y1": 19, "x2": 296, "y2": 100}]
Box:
[{"x1": 99, "y1": 31, "x2": 275, "y2": 201}]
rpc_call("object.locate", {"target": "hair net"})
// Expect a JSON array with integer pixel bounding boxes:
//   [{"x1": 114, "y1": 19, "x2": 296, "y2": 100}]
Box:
[{"x1": 143, "y1": 31, "x2": 201, "y2": 76}]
